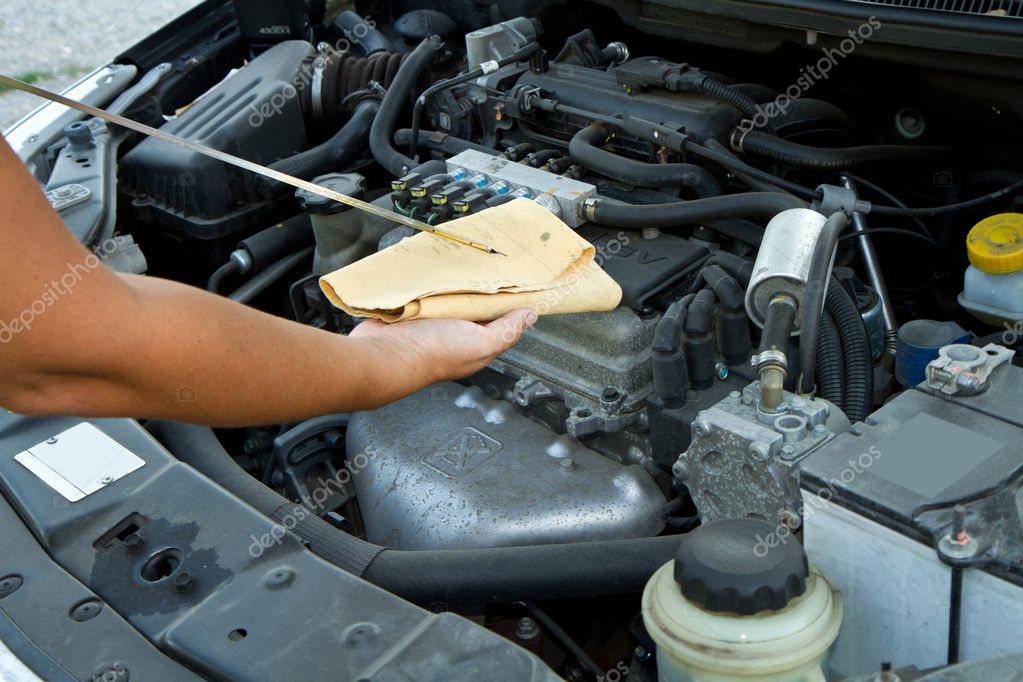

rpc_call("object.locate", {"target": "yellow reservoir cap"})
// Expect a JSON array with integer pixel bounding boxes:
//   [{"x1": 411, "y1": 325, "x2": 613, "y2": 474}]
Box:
[{"x1": 966, "y1": 213, "x2": 1023, "y2": 274}]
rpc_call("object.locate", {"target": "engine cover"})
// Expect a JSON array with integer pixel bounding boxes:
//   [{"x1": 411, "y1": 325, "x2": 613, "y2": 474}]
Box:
[{"x1": 346, "y1": 383, "x2": 666, "y2": 550}]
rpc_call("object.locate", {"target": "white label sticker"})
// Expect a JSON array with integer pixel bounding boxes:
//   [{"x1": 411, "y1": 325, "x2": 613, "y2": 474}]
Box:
[
  {"x1": 14, "y1": 423, "x2": 145, "y2": 502},
  {"x1": 479, "y1": 59, "x2": 500, "y2": 74}
]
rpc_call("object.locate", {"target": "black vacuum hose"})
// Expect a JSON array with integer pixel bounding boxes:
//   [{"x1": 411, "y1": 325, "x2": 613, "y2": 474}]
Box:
[
  {"x1": 258, "y1": 99, "x2": 379, "y2": 196},
  {"x1": 145, "y1": 421, "x2": 681, "y2": 607},
  {"x1": 734, "y1": 129, "x2": 948, "y2": 170},
  {"x1": 394, "y1": 129, "x2": 498, "y2": 156},
  {"x1": 569, "y1": 124, "x2": 720, "y2": 195},
  {"x1": 796, "y1": 212, "x2": 848, "y2": 395},
  {"x1": 586, "y1": 192, "x2": 806, "y2": 229},
  {"x1": 370, "y1": 36, "x2": 443, "y2": 176},
  {"x1": 699, "y1": 77, "x2": 764, "y2": 127},
  {"x1": 825, "y1": 281, "x2": 873, "y2": 422}
]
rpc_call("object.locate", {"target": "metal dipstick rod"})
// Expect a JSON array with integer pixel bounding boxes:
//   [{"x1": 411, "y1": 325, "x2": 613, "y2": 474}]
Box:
[{"x1": 0, "y1": 74, "x2": 504, "y2": 256}]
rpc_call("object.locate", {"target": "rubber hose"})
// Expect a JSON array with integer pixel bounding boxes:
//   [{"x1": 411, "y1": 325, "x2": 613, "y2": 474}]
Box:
[
  {"x1": 260, "y1": 100, "x2": 379, "y2": 196},
  {"x1": 826, "y1": 280, "x2": 873, "y2": 422},
  {"x1": 815, "y1": 311, "x2": 845, "y2": 410},
  {"x1": 146, "y1": 420, "x2": 385, "y2": 574},
  {"x1": 735, "y1": 129, "x2": 948, "y2": 170},
  {"x1": 797, "y1": 212, "x2": 849, "y2": 394},
  {"x1": 207, "y1": 261, "x2": 239, "y2": 293},
  {"x1": 228, "y1": 246, "x2": 313, "y2": 305},
  {"x1": 393, "y1": 129, "x2": 498, "y2": 155},
  {"x1": 146, "y1": 421, "x2": 682, "y2": 606},
  {"x1": 569, "y1": 124, "x2": 720, "y2": 195},
  {"x1": 587, "y1": 192, "x2": 806, "y2": 229},
  {"x1": 370, "y1": 36, "x2": 443, "y2": 176},
  {"x1": 699, "y1": 77, "x2": 764, "y2": 127},
  {"x1": 703, "y1": 139, "x2": 784, "y2": 193}
]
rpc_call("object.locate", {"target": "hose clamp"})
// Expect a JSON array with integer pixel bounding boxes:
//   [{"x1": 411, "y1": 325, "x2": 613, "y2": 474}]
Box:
[
  {"x1": 730, "y1": 125, "x2": 750, "y2": 152},
  {"x1": 310, "y1": 51, "x2": 328, "y2": 126},
  {"x1": 583, "y1": 197, "x2": 599, "y2": 221},
  {"x1": 751, "y1": 349, "x2": 788, "y2": 372}
]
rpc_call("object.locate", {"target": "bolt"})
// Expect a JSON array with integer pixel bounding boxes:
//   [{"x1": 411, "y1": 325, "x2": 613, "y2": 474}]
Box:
[
  {"x1": 748, "y1": 443, "x2": 770, "y2": 461},
  {"x1": 99, "y1": 476, "x2": 114, "y2": 485},
  {"x1": 779, "y1": 509, "x2": 800, "y2": 530},
  {"x1": 122, "y1": 533, "x2": 145, "y2": 554},
  {"x1": 71, "y1": 599, "x2": 103, "y2": 622},
  {"x1": 515, "y1": 616, "x2": 540, "y2": 640},
  {"x1": 92, "y1": 663, "x2": 128, "y2": 682},
  {"x1": 0, "y1": 575, "x2": 23, "y2": 598},
  {"x1": 693, "y1": 415, "x2": 710, "y2": 438},
  {"x1": 879, "y1": 657, "x2": 898, "y2": 682},
  {"x1": 46, "y1": 437, "x2": 58, "y2": 445},
  {"x1": 601, "y1": 387, "x2": 620, "y2": 402},
  {"x1": 781, "y1": 444, "x2": 796, "y2": 459},
  {"x1": 560, "y1": 458, "x2": 575, "y2": 471},
  {"x1": 715, "y1": 362, "x2": 729, "y2": 380},
  {"x1": 813, "y1": 424, "x2": 828, "y2": 437},
  {"x1": 172, "y1": 572, "x2": 196, "y2": 594},
  {"x1": 952, "y1": 505, "x2": 969, "y2": 544},
  {"x1": 672, "y1": 460, "x2": 688, "y2": 481},
  {"x1": 634, "y1": 644, "x2": 651, "y2": 662}
]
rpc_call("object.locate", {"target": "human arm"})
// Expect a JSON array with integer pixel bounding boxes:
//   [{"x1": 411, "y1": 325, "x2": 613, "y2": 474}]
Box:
[{"x1": 0, "y1": 137, "x2": 534, "y2": 425}]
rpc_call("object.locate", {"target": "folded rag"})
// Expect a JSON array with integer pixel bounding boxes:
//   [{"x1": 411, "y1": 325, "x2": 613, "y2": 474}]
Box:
[{"x1": 318, "y1": 198, "x2": 622, "y2": 322}]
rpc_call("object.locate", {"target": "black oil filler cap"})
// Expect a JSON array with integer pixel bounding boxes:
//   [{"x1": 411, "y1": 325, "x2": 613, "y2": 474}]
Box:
[
  {"x1": 295, "y1": 173, "x2": 365, "y2": 215},
  {"x1": 673, "y1": 518, "x2": 808, "y2": 615}
]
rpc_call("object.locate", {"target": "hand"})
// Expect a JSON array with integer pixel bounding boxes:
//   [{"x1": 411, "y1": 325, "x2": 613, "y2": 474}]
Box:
[{"x1": 348, "y1": 308, "x2": 538, "y2": 384}]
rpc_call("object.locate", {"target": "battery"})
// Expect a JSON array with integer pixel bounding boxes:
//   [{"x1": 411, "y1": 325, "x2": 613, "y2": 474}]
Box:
[{"x1": 797, "y1": 357, "x2": 1023, "y2": 678}]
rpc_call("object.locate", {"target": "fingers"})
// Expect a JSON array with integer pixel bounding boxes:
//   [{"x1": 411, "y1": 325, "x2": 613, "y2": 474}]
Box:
[{"x1": 483, "y1": 308, "x2": 538, "y2": 351}]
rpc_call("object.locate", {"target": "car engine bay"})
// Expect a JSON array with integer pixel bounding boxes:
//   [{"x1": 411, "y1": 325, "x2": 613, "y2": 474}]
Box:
[{"x1": 2, "y1": 0, "x2": 1023, "y2": 679}]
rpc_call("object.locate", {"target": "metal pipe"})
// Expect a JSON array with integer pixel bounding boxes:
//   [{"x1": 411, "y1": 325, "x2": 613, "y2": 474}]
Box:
[{"x1": 841, "y1": 176, "x2": 897, "y2": 337}]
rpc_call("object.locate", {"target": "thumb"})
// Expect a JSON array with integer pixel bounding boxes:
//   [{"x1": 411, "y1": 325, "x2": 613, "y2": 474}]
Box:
[{"x1": 484, "y1": 308, "x2": 538, "y2": 349}]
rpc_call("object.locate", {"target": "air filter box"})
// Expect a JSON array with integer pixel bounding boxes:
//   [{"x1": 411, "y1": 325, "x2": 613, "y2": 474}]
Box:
[{"x1": 120, "y1": 40, "x2": 315, "y2": 238}]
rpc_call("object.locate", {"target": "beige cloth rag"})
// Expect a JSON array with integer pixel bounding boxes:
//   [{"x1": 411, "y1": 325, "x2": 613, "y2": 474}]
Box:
[{"x1": 319, "y1": 198, "x2": 622, "y2": 322}]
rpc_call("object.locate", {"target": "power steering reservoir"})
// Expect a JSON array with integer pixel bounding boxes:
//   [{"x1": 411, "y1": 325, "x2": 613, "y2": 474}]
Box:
[
  {"x1": 959, "y1": 213, "x2": 1023, "y2": 325},
  {"x1": 642, "y1": 519, "x2": 842, "y2": 682}
]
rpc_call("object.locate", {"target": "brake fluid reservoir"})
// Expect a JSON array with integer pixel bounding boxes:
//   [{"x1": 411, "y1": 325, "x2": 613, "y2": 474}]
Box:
[
  {"x1": 959, "y1": 213, "x2": 1023, "y2": 325},
  {"x1": 642, "y1": 519, "x2": 842, "y2": 682}
]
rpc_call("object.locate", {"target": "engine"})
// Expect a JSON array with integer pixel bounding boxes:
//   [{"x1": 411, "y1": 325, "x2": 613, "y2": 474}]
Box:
[{"x1": 21, "y1": 1, "x2": 1023, "y2": 678}]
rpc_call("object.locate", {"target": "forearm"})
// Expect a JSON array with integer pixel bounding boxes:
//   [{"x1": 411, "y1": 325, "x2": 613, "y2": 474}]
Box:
[{"x1": 10, "y1": 274, "x2": 435, "y2": 425}]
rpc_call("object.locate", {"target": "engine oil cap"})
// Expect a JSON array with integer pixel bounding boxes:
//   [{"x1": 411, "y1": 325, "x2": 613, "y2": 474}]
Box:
[
  {"x1": 673, "y1": 518, "x2": 808, "y2": 615},
  {"x1": 966, "y1": 213, "x2": 1023, "y2": 274}
]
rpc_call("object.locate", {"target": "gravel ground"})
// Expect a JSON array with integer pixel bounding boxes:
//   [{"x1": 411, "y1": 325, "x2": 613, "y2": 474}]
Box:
[{"x1": 0, "y1": 0, "x2": 204, "y2": 130}]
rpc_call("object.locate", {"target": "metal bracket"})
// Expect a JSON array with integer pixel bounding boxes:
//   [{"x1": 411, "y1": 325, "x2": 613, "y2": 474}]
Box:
[{"x1": 925, "y1": 343, "x2": 1014, "y2": 396}]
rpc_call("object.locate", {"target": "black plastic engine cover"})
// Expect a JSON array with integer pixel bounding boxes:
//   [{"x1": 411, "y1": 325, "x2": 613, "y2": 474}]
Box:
[
  {"x1": 120, "y1": 40, "x2": 315, "y2": 239},
  {"x1": 577, "y1": 226, "x2": 707, "y2": 309},
  {"x1": 514, "y1": 61, "x2": 743, "y2": 146}
]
